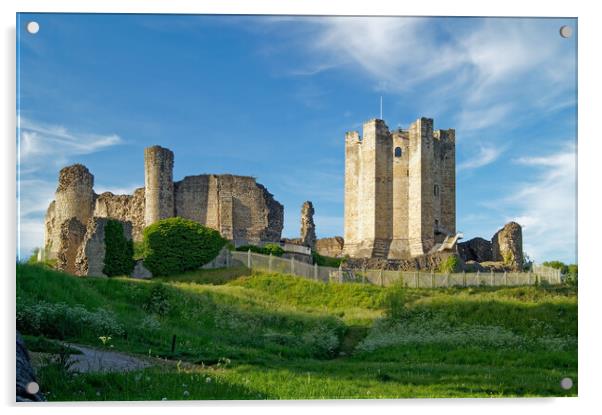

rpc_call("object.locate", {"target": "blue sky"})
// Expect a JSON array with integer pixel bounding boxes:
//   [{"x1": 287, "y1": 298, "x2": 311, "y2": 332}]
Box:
[{"x1": 17, "y1": 14, "x2": 577, "y2": 263}]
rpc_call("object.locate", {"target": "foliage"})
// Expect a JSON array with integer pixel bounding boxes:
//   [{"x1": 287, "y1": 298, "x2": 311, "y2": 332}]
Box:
[
  {"x1": 142, "y1": 283, "x2": 171, "y2": 316},
  {"x1": 133, "y1": 241, "x2": 145, "y2": 260},
  {"x1": 143, "y1": 217, "x2": 227, "y2": 276},
  {"x1": 312, "y1": 252, "x2": 343, "y2": 267},
  {"x1": 17, "y1": 300, "x2": 124, "y2": 340},
  {"x1": 438, "y1": 255, "x2": 461, "y2": 273},
  {"x1": 263, "y1": 243, "x2": 285, "y2": 256},
  {"x1": 236, "y1": 244, "x2": 284, "y2": 257},
  {"x1": 103, "y1": 220, "x2": 135, "y2": 277},
  {"x1": 17, "y1": 263, "x2": 577, "y2": 400}
]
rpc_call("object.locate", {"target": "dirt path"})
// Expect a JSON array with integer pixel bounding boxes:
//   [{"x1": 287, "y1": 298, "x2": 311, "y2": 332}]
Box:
[{"x1": 65, "y1": 344, "x2": 151, "y2": 373}]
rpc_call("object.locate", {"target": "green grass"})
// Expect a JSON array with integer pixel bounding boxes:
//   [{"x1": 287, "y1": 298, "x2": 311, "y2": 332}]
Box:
[{"x1": 17, "y1": 263, "x2": 577, "y2": 400}]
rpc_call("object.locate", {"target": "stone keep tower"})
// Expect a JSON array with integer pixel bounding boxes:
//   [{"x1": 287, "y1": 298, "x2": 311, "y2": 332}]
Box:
[
  {"x1": 343, "y1": 117, "x2": 455, "y2": 259},
  {"x1": 144, "y1": 145, "x2": 175, "y2": 226},
  {"x1": 44, "y1": 164, "x2": 95, "y2": 258}
]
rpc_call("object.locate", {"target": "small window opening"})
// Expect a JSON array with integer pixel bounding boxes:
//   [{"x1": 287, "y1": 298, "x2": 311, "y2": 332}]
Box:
[
  {"x1": 434, "y1": 184, "x2": 439, "y2": 196},
  {"x1": 394, "y1": 147, "x2": 402, "y2": 157}
]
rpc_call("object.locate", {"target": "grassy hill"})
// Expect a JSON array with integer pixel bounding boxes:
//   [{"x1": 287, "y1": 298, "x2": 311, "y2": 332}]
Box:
[{"x1": 16, "y1": 263, "x2": 577, "y2": 400}]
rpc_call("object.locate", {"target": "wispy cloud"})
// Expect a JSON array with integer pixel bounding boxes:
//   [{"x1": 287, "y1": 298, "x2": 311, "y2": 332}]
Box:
[
  {"x1": 502, "y1": 144, "x2": 576, "y2": 263},
  {"x1": 458, "y1": 144, "x2": 505, "y2": 172},
  {"x1": 17, "y1": 117, "x2": 125, "y2": 259},
  {"x1": 18, "y1": 117, "x2": 122, "y2": 171}
]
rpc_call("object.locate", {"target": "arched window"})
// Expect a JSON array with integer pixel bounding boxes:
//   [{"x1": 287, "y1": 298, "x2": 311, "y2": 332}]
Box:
[{"x1": 394, "y1": 147, "x2": 402, "y2": 157}]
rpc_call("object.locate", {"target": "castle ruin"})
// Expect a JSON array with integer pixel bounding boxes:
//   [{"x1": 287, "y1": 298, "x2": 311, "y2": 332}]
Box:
[
  {"x1": 343, "y1": 117, "x2": 456, "y2": 259},
  {"x1": 44, "y1": 145, "x2": 284, "y2": 266}
]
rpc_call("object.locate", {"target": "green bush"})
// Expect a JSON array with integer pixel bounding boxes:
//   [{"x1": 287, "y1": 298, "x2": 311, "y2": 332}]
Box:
[
  {"x1": 142, "y1": 284, "x2": 171, "y2": 316},
  {"x1": 143, "y1": 217, "x2": 226, "y2": 276},
  {"x1": 263, "y1": 243, "x2": 284, "y2": 256},
  {"x1": 438, "y1": 255, "x2": 461, "y2": 273},
  {"x1": 312, "y1": 252, "x2": 343, "y2": 267},
  {"x1": 103, "y1": 220, "x2": 135, "y2": 277},
  {"x1": 236, "y1": 244, "x2": 284, "y2": 257}
]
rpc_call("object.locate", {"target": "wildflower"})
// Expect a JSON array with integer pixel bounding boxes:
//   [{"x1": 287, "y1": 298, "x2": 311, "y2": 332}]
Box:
[
  {"x1": 161, "y1": 397, "x2": 167, "y2": 401},
  {"x1": 205, "y1": 377, "x2": 212, "y2": 383},
  {"x1": 182, "y1": 383, "x2": 188, "y2": 388},
  {"x1": 183, "y1": 391, "x2": 189, "y2": 397}
]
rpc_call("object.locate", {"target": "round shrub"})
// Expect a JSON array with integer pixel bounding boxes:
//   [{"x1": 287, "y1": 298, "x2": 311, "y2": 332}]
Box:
[
  {"x1": 103, "y1": 220, "x2": 135, "y2": 277},
  {"x1": 142, "y1": 217, "x2": 227, "y2": 276},
  {"x1": 263, "y1": 243, "x2": 284, "y2": 257}
]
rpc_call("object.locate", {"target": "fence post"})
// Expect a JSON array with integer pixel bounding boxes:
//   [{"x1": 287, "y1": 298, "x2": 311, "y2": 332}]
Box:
[
  {"x1": 528, "y1": 270, "x2": 532, "y2": 285},
  {"x1": 313, "y1": 262, "x2": 318, "y2": 281},
  {"x1": 446, "y1": 272, "x2": 450, "y2": 288},
  {"x1": 431, "y1": 270, "x2": 434, "y2": 289},
  {"x1": 362, "y1": 266, "x2": 366, "y2": 284},
  {"x1": 400, "y1": 269, "x2": 404, "y2": 287},
  {"x1": 339, "y1": 264, "x2": 343, "y2": 284},
  {"x1": 269, "y1": 253, "x2": 273, "y2": 273},
  {"x1": 247, "y1": 249, "x2": 251, "y2": 269},
  {"x1": 416, "y1": 271, "x2": 419, "y2": 288},
  {"x1": 504, "y1": 271, "x2": 507, "y2": 286},
  {"x1": 490, "y1": 270, "x2": 494, "y2": 287},
  {"x1": 463, "y1": 271, "x2": 466, "y2": 287},
  {"x1": 379, "y1": 268, "x2": 384, "y2": 287},
  {"x1": 477, "y1": 270, "x2": 480, "y2": 287},
  {"x1": 290, "y1": 256, "x2": 295, "y2": 275}
]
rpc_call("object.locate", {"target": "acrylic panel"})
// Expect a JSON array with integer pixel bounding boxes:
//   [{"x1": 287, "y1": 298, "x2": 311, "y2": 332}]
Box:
[{"x1": 16, "y1": 13, "x2": 577, "y2": 402}]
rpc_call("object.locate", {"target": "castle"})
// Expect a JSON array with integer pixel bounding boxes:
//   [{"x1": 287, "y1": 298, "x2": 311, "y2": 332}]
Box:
[
  {"x1": 44, "y1": 145, "x2": 284, "y2": 261},
  {"x1": 342, "y1": 117, "x2": 456, "y2": 259}
]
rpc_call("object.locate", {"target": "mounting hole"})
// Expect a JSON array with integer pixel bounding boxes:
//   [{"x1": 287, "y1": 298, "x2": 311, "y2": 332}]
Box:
[
  {"x1": 26, "y1": 381, "x2": 40, "y2": 394},
  {"x1": 26, "y1": 21, "x2": 40, "y2": 34},
  {"x1": 559, "y1": 25, "x2": 572, "y2": 38},
  {"x1": 560, "y1": 377, "x2": 573, "y2": 390}
]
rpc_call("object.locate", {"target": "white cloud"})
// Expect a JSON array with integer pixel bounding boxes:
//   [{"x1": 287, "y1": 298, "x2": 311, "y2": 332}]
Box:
[
  {"x1": 17, "y1": 117, "x2": 124, "y2": 260},
  {"x1": 457, "y1": 144, "x2": 505, "y2": 171},
  {"x1": 280, "y1": 17, "x2": 575, "y2": 133},
  {"x1": 503, "y1": 144, "x2": 576, "y2": 263},
  {"x1": 18, "y1": 117, "x2": 122, "y2": 171}
]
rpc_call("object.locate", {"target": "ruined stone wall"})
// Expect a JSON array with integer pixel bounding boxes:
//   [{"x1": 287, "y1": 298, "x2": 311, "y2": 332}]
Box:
[
  {"x1": 75, "y1": 218, "x2": 133, "y2": 277},
  {"x1": 492, "y1": 221, "x2": 523, "y2": 268},
  {"x1": 300, "y1": 201, "x2": 316, "y2": 248},
  {"x1": 94, "y1": 188, "x2": 145, "y2": 241},
  {"x1": 144, "y1": 145, "x2": 174, "y2": 226},
  {"x1": 316, "y1": 236, "x2": 344, "y2": 258},
  {"x1": 174, "y1": 174, "x2": 283, "y2": 245},
  {"x1": 45, "y1": 165, "x2": 95, "y2": 258},
  {"x1": 56, "y1": 217, "x2": 87, "y2": 274}
]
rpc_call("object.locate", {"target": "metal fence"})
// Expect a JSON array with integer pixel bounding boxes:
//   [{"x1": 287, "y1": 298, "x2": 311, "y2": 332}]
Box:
[{"x1": 230, "y1": 250, "x2": 563, "y2": 288}]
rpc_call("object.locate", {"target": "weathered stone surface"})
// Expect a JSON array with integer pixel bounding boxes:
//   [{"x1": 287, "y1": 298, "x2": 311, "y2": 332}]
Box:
[
  {"x1": 315, "y1": 236, "x2": 344, "y2": 258},
  {"x1": 343, "y1": 117, "x2": 455, "y2": 259},
  {"x1": 94, "y1": 188, "x2": 145, "y2": 241},
  {"x1": 457, "y1": 237, "x2": 493, "y2": 262},
  {"x1": 16, "y1": 331, "x2": 45, "y2": 402},
  {"x1": 174, "y1": 174, "x2": 283, "y2": 245},
  {"x1": 45, "y1": 164, "x2": 95, "y2": 259},
  {"x1": 345, "y1": 251, "x2": 460, "y2": 272},
  {"x1": 492, "y1": 221, "x2": 524, "y2": 269},
  {"x1": 75, "y1": 218, "x2": 133, "y2": 277},
  {"x1": 45, "y1": 146, "x2": 284, "y2": 258},
  {"x1": 56, "y1": 217, "x2": 87, "y2": 274},
  {"x1": 144, "y1": 145, "x2": 174, "y2": 226},
  {"x1": 131, "y1": 259, "x2": 152, "y2": 279},
  {"x1": 282, "y1": 252, "x2": 313, "y2": 264},
  {"x1": 300, "y1": 201, "x2": 316, "y2": 249}
]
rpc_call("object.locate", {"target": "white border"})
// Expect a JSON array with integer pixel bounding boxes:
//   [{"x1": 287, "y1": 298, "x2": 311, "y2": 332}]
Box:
[{"x1": 2, "y1": 1, "x2": 601, "y2": 414}]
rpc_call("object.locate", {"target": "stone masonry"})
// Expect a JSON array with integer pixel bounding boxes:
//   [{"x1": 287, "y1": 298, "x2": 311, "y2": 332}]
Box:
[
  {"x1": 74, "y1": 218, "x2": 133, "y2": 277},
  {"x1": 44, "y1": 145, "x2": 284, "y2": 266},
  {"x1": 457, "y1": 221, "x2": 524, "y2": 270},
  {"x1": 343, "y1": 117, "x2": 456, "y2": 259},
  {"x1": 300, "y1": 201, "x2": 316, "y2": 249}
]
